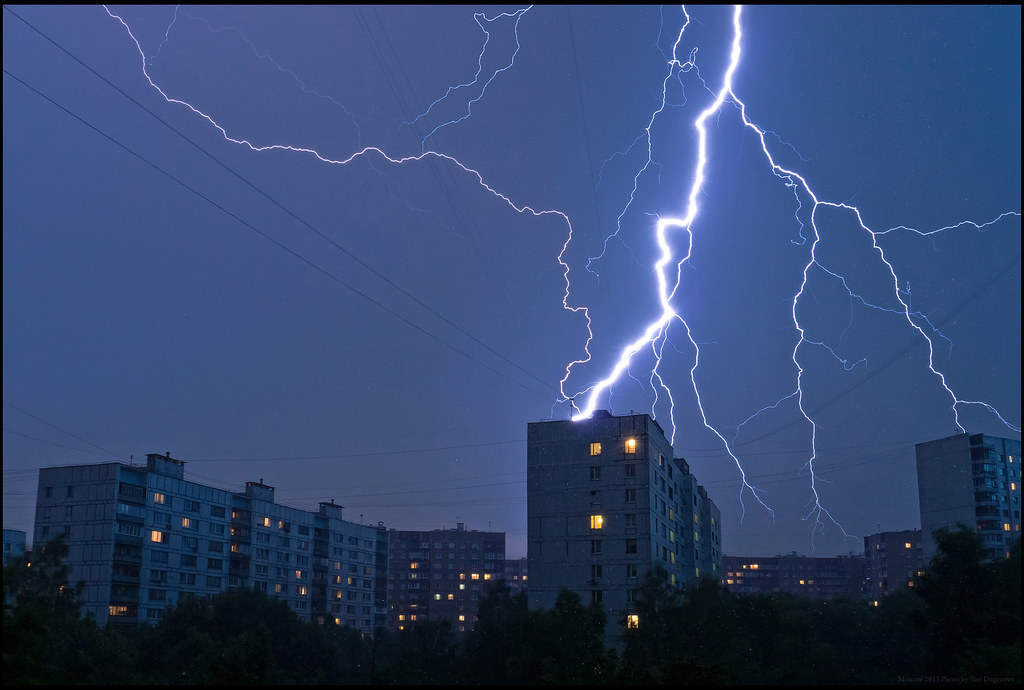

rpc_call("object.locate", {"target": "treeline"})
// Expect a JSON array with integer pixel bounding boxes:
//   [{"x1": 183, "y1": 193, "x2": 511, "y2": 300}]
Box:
[{"x1": 3, "y1": 527, "x2": 1019, "y2": 685}]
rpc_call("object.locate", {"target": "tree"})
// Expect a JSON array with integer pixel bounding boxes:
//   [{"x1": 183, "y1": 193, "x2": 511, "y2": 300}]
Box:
[{"x1": 3, "y1": 535, "x2": 135, "y2": 685}]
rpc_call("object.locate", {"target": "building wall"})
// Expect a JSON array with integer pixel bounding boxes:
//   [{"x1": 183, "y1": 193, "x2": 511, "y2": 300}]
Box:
[
  {"x1": 863, "y1": 529, "x2": 924, "y2": 600},
  {"x1": 527, "y1": 411, "x2": 720, "y2": 645},
  {"x1": 722, "y1": 553, "x2": 866, "y2": 599},
  {"x1": 916, "y1": 433, "x2": 1022, "y2": 563},
  {"x1": 33, "y1": 454, "x2": 386, "y2": 633},
  {"x1": 387, "y1": 525, "x2": 506, "y2": 633}
]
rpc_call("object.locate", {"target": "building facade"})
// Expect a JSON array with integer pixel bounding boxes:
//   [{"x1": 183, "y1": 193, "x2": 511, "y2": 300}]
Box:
[
  {"x1": 915, "y1": 433, "x2": 1022, "y2": 563},
  {"x1": 526, "y1": 411, "x2": 721, "y2": 643},
  {"x1": 722, "y1": 553, "x2": 866, "y2": 599},
  {"x1": 33, "y1": 454, "x2": 387, "y2": 631},
  {"x1": 3, "y1": 528, "x2": 27, "y2": 567},
  {"x1": 863, "y1": 529, "x2": 924, "y2": 600},
  {"x1": 387, "y1": 524, "x2": 507, "y2": 633}
]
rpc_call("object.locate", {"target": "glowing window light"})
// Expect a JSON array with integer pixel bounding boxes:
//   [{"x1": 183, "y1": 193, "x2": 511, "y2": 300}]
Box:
[{"x1": 590, "y1": 514, "x2": 604, "y2": 529}]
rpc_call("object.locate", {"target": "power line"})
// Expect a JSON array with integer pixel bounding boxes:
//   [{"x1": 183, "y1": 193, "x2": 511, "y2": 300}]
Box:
[{"x1": 3, "y1": 6, "x2": 564, "y2": 403}]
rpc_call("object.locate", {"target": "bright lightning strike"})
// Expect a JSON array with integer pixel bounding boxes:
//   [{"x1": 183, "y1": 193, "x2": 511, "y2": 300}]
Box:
[
  {"x1": 101, "y1": 5, "x2": 1020, "y2": 549},
  {"x1": 560, "y1": 5, "x2": 1020, "y2": 544}
]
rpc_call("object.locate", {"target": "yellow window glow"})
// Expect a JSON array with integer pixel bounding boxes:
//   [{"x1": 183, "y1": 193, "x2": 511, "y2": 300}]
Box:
[
  {"x1": 905, "y1": 542, "x2": 911, "y2": 549},
  {"x1": 590, "y1": 514, "x2": 604, "y2": 529},
  {"x1": 625, "y1": 438, "x2": 636, "y2": 454},
  {"x1": 627, "y1": 614, "x2": 639, "y2": 629},
  {"x1": 590, "y1": 442, "x2": 602, "y2": 456}
]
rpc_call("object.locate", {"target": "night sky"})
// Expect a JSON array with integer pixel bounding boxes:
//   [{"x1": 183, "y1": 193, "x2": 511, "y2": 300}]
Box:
[{"x1": 4, "y1": 5, "x2": 1020, "y2": 559}]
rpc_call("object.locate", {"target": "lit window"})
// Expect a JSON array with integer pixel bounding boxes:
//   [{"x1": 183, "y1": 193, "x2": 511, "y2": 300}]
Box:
[
  {"x1": 153, "y1": 493, "x2": 166, "y2": 505},
  {"x1": 262, "y1": 517, "x2": 271, "y2": 527},
  {"x1": 275, "y1": 584, "x2": 283, "y2": 593},
  {"x1": 182, "y1": 517, "x2": 194, "y2": 529},
  {"x1": 1004, "y1": 523, "x2": 1011, "y2": 531},
  {"x1": 627, "y1": 614, "x2": 639, "y2": 629},
  {"x1": 1012, "y1": 483, "x2": 1017, "y2": 491},
  {"x1": 150, "y1": 531, "x2": 166, "y2": 543},
  {"x1": 460, "y1": 573, "x2": 465, "y2": 580},
  {"x1": 483, "y1": 573, "x2": 491, "y2": 580},
  {"x1": 410, "y1": 615, "x2": 417, "y2": 621},
  {"x1": 905, "y1": 542, "x2": 911, "y2": 549},
  {"x1": 458, "y1": 615, "x2": 465, "y2": 621},
  {"x1": 410, "y1": 562, "x2": 419, "y2": 569},
  {"x1": 625, "y1": 438, "x2": 636, "y2": 454},
  {"x1": 750, "y1": 564, "x2": 759, "y2": 570},
  {"x1": 447, "y1": 593, "x2": 454, "y2": 600},
  {"x1": 590, "y1": 514, "x2": 604, "y2": 529},
  {"x1": 459, "y1": 584, "x2": 466, "y2": 590},
  {"x1": 434, "y1": 594, "x2": 441, "y2": 600},
  {"x1": 399, "y1": 615, "x2": 405, "y2": 621},
  {"x1": 471, "y1": 573, "x2": 480, "y2": 580},
  {"x1": 590, "y1": 442, "x2": 602, "y2": 456}
]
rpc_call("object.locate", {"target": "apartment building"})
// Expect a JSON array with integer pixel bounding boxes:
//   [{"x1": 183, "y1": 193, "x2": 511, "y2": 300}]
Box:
[
  {"x1": 526, "y1": 410, "x2": 721, "y2": 644},
  {"x1": 863, "y1": 529, "x2": 925, "y2": 600},
  {"x1": 915, "y1": 433, "x2": 1022, "y2": 562},
  {"x1": 722, "y1": 552, "x2": 866, "y2": 599},
  {"x1": 33, "y1": 453, "x2": 387, "y2": 632},
  {"x1": 387, "y1": 524, "x2": 506, "y2": 633}
]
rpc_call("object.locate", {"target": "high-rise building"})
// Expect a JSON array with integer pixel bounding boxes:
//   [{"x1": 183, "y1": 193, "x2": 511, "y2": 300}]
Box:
[
  {"x1": 863, "y1": 529, "x2": 924, "y2": 600},
  {"x1": 526, "y1": 411, "x2": 721, "y2": 644},
  {"x1": 722, "y1": 553, "x2": 866, "y2": 599},
  {"x1": 387, "y1": 524, "x2": 507, "y2": 634},
  {"x1": 33, "y1": 453, "x2": 387, "y2": 631},
  {"x1": 915, "y1": 433, "x2": 1022, "y2": 563}
]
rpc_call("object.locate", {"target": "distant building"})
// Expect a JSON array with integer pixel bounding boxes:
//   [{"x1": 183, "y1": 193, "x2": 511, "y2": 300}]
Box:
[
  {"x1": 3, "y1": 528, "x2": 27, "y2": 566},
  {"x1": 387, "y1": 524, "x2": 507, "y2": 634},
  {"x1": 527, "y1": 411, "x2": 721, "y2": 646},
  {"x1": 863, "y1": 529, "x2": 924, "y2": 600},
  {"x1": 32, "y1": 454, "x2": 387, "y2": 631},
  {"x1": 501, "y1": 556, "x2": 528, "y2": 596},
  {"x1": 915, "y1": 433, "x2": 1022, "y2": 563},
  {"x1": 722, "y1": 553, "x2": 866, "y2": 599}
]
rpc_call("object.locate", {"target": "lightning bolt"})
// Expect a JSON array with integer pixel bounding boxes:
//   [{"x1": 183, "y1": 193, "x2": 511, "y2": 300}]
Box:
[
  {"x1": 562, "y1": 5, "x2": 1020, "y2": 543},
  {"x1": 100, "y1": 5, "x2": 1020, "y2": 548}
]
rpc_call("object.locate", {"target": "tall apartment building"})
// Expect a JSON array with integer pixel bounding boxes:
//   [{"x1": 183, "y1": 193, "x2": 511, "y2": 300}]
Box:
[
  {"x1": 863, "y1": 529, "x2": 924, "y2": 600},
  {"x1": 915, "y1": 433, "x2": 1022, "y2": 563},
  {"x1": 33, "y1": 453, "x2": 387, "y2": 632},
  {"x1": 527, "y1": 411, "x2": 721, "y2": 643},
  {"x1": 387, "y1": 524, "x2": 506, "y2": 633},
  {"x1": 722, "y1": 553, "x2": 866, "y2": 599}
]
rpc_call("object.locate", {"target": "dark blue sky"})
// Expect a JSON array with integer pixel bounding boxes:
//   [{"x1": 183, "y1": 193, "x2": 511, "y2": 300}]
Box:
[{"x1": 4, "y1": 5, "x2": 1020, "y2": 558}]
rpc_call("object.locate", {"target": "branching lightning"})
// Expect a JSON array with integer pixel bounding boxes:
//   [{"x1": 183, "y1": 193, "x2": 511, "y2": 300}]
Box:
[{"x1": 100, "y1": 4, "x2": 1020, "y2": 547}]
